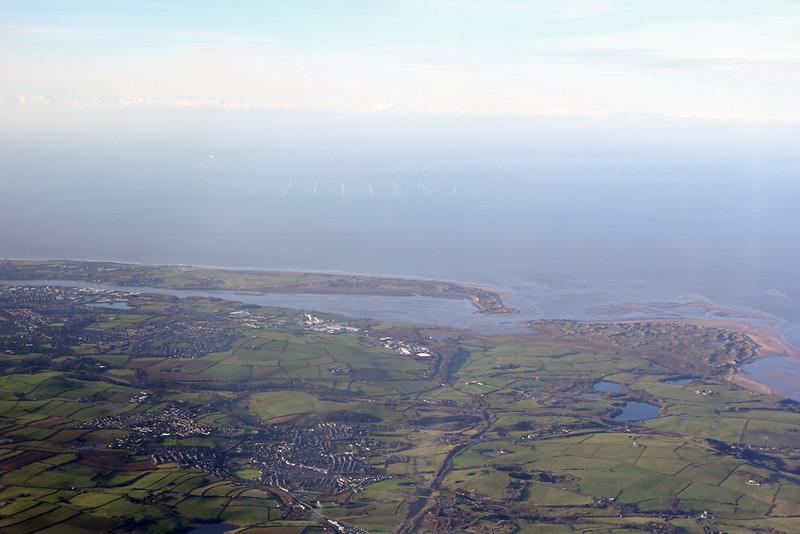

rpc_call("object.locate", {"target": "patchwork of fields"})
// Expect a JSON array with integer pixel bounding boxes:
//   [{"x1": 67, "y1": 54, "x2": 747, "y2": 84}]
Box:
[{"x1": 0, "y1": 278, "x2": 799, "y2": 533}]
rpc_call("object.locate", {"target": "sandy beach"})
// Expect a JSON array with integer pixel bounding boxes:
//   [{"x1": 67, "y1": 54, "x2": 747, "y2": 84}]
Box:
[{"x1": 607, "y1": 317, "x2": 799, "y2": 396}]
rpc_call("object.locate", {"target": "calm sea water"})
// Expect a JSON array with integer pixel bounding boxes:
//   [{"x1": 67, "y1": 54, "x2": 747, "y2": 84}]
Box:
[
  {"x1": 2, "y1": 111, "x2": 799, "y2": 392},
  {"x1": 740, "y1": 356, "x2": 800, "y2": 401}
]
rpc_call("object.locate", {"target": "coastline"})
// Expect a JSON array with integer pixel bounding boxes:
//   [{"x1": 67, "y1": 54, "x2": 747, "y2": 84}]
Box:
[
  {"x1": 0, "y1": 256, "x2": 513, "y2": 297},
  {"x1": 726, "y1": 367, "x2": 776, "y2": 396},
  {"x1": 600, "y1": 317, "x2": 800, "y2": 397},
  {"x1": 637, "y1": 317, "x2": 800, "y2": 357},
  {"x1": 2, "y1": 257, "x2": 796, "y2": 398},
  {"x1": 676, "y1": 318, "x2": 799, "y2": 397},
  {"x1": 0, "y1": 258, "x2": 518, "y2": 316}
]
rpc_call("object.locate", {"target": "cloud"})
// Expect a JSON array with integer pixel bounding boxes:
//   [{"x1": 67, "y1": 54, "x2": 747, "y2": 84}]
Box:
[
  {"x1": 0, "y1": 24, "x2": 111, "y2": 39},
  {"x1": 171, "y1": 31, "x2": 272, "y2": 46},
  {"x1": 9, "y1": 95, "x2": 57, "y2": 106},
  {"x1": 1, "y1": 2, "x2": 799, "y2": 122},
  {"x1": 117, "y1": 97, "x2": 155, "y2": 107},
  {"x1": 0, "y1": 23, "x2": 272, "y2": 49},
  {"x1": 427, "y1": 0, "x2": 627, "y2": 19}
]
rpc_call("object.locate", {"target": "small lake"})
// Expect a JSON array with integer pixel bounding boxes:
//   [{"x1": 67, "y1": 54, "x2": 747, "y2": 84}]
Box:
[
  {"x1": 740, "y1": 355, "x2": 800, "y2": 401},
  {"x1": 613, "y1": 401, "x2": 660, "y2": 422},
  {"x1": 593, "y1": 381, "x2": 623, "y2": 393}
]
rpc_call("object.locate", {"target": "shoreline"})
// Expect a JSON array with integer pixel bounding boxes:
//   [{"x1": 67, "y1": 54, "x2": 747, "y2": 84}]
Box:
[
  {"x1": 0, "y1": 256, "x2": 513, "y2": 297},
  {"x1": 612, "y1": 316, "x2": 799, "y2": 397},
  {"x1": 2, "y1": 257, "x2": 796, "y2": 397},
  {"x1": 726, "y1": 367, "x2": 776, "y2": 396},
  {"x1": 0, "y1": 258, "x2": 519, "y2": 316},
  {"x1": 620, "y1": 317, "x2": 800, "y2": 357}
]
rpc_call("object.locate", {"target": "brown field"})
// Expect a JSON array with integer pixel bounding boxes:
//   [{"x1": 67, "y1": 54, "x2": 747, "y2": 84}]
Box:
[
  {"x1": 0, "y1": 450, "x2": 52, "y2": 470},
  {"x1": 78, "y1": 449, "x2": 155, "y2": 472},
  {"x1": 30, "y1": 416, "x2": 71, "y2": 428}
]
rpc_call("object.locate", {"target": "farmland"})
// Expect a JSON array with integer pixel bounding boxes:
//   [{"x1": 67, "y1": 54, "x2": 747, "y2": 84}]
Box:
[
  {"x1": 0, "y1": 259, "x2": 518, "y2": 316},
  {"x1": 0, "y1": 271, "x2": 799, "y2": 533}
]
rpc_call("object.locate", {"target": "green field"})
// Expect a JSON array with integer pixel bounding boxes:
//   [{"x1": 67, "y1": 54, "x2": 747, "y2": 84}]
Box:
[{"x1": 1, "y1": 269, "x2": 799, "y2": 533}]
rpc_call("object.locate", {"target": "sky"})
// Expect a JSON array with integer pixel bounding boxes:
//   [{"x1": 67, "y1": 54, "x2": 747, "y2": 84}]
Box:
[
  {"x1": 1, "y1": 1, "x2": 799, "y2": 294},
  {"x1": 2, "y1": 0, "x2": 800, "y2": 120}
]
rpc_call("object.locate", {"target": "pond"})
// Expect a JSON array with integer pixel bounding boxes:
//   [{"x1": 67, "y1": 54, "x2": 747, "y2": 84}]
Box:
[
  {"x1": 593, "y1": 380, "x2": 623, "y2": 393},
  {"x1": 612, "y1": 401, "x2": 660, "y2": 422}
]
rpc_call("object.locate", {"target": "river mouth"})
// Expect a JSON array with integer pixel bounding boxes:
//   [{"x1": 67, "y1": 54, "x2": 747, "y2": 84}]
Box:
[
  {"x1": 0, "y1": 279, "x2": 526, "y2": 333},
  {"x1": 5, "y1": 278, "x2": 800, "y2": 398}
]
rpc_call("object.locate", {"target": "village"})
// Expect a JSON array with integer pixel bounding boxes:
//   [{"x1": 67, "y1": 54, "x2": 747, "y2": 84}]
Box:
[
  {"x1": 74, "y1": 405, "x2": 212, "y2": 448},
  {"x1": 252, "y1": 421, "x2": 391, "y2": 494}
]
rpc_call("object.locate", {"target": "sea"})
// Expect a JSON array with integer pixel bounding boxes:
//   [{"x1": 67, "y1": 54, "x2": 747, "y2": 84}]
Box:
[{"x1": 2, "y1": 110, "x2": 799, "y2": 396}]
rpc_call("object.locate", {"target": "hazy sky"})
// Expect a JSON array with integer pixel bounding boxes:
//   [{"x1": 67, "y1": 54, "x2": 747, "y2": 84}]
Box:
[
  {"x1": 2, "y1": 0, "x2": 800, "y2": 120},
  {"x1": 2, "y1": 1, "x2": 799, "y2": 289}
]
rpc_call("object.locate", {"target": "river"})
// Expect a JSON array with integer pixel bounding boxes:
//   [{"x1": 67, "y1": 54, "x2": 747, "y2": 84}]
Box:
[{"x1": 3, "y1": 277, "x2": 799, "y2": 397}]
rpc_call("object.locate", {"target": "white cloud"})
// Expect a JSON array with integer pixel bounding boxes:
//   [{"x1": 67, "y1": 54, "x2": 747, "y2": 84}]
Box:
[{"x1": 1, "y1": 3, "x2": 798, "y2": 122}]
